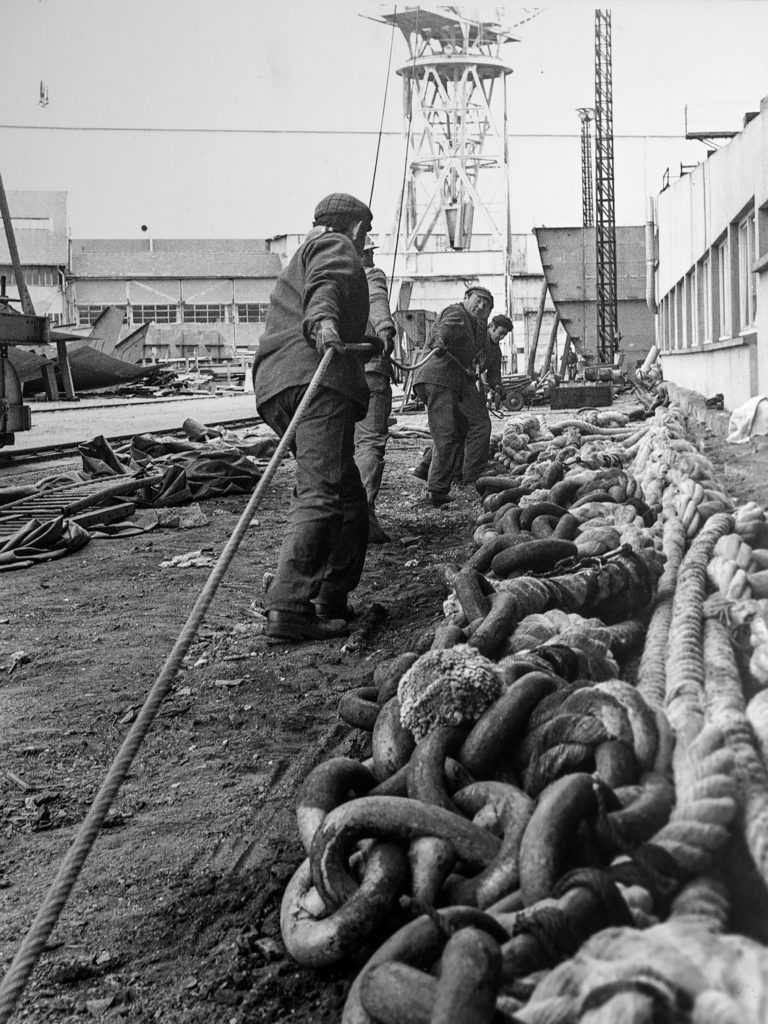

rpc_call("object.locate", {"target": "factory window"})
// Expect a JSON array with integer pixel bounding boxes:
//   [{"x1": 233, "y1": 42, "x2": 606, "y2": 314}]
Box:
[
  {"x1": 47, "y1": 312, "x2": 64, "y2": 327},
  {"x1": 716, "y1": 238, "x2": 730, "y2": 339},
  {"x1": 78, "y1": 304, "x2": 111, "y2": 325},
  {"x1": 686, "y1": 270, "x2": 697, "y2": 347},
  {"x1": 132, "y1": 304, "x2": 176, "y2": 324},
  {"x1": 738, "y1": 212, "x2": 756, "y2": 329},
  {"x1": 11, "y1": 217, "x2": 53, "y2": 231},
  {"x1": 24, "y1": 267, "x2": 58, "y2": 287},
  {"x1": 236, "y1": 303, "x2": 270, "y2": 323},
  {"x1": 0, "y1": 266, "x2": 57, "y2": 288},
  {"x1": 701, "y1": 255, "x2": 712, "y2": 343},
  {"x1": 182, "y1": 304, "x2": 227, "y2": 324},
  {"x1": 673, "y1": 283, "x2": 683, "y2": 350}
]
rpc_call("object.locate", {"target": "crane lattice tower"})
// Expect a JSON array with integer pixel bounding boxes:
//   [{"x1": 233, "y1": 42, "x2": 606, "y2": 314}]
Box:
[
  {"x1": 374, "y1": 7, "x2": 517, "y2": 254},
  {"x1": 577, "y1": 107, "x2": 595, "y2": 229},
  {"x1": 594, "y1": 8, "x2": 619, "y2": 362}
]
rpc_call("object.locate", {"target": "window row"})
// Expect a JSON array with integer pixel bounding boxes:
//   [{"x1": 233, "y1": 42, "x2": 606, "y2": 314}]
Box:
[
  {"x1": 75, "y1": 303, "x2": 270, "y2": 326},
  {"x1": 660, "y1": 209, "x2": 757, "y2": 351},
  {"x1": 0, "y1": 265, "x2": 59, "y2": 288}
]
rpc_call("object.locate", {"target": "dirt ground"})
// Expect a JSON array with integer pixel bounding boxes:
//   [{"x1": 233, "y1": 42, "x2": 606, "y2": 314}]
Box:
[
  {"x1": 3, "y1": 402, "x2": 768, "y2": 1024},
  {"x1": 0, "y1": 420, "x2": 481, "y2": 1024}
]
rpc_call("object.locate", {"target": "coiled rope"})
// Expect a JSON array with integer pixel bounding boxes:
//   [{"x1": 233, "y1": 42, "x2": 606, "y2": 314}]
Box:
[{"x1": 0, "y1": 349, "x2": 338, "y2": 1023}]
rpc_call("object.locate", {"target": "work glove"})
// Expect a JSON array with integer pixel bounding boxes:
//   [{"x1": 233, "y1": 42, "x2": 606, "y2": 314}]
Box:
[
  {"x1": 378, "y1": 328, "x2": 396, "y2": 357},
  {"x1": 312, "y1": 319, "x2": 346, "y2": 355}
]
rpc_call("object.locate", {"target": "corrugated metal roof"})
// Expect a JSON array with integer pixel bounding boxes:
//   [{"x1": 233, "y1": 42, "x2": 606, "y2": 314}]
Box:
[
  {"x1": 0, "y1": 190, "x2": 69, "y2": 265},
  {"x1": 70, "y1": 251, "x2": 282, "y2": 279},
  {"x1": 71, "y1": 238, "x2": 269, "y2": 254}
]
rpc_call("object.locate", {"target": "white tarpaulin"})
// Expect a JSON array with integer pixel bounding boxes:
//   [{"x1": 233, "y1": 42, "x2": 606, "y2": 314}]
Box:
[{"x1": 727, "y1": 395, "x2": 768, "y2": 444}]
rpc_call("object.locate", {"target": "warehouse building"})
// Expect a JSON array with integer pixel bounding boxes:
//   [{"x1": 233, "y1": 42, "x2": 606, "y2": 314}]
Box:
[
  {"x1": 0, "y1": 189, "x2": 68, "y2": 325},
  {"x1": 67, "y1": 237, "x2": 283, "y2": 363},
  {"x1": 653, "y1": 95, "x2": 768, "y2": 409}
]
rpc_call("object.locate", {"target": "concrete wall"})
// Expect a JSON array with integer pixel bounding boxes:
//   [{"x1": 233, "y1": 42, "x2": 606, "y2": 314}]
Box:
[{"x1": 662, "y1": 341, "x2": 756, "y2": 408}]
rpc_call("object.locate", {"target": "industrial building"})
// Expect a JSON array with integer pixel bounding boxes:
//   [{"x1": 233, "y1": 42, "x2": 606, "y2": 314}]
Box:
[
  {"x1": 653, "y1": 94, "x2": 768, "y2": 409},
  {"x1": 68, "y1": 237, "x2": 283, "y2": 362},
  {"x1": 0, "y1": 189, "x2": 68, "y2": 325}
]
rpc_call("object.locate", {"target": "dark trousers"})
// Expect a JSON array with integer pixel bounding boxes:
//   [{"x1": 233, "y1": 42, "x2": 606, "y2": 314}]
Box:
[
  {"x1": 258, "y1": 384, "x2": 368, "y2": 615},
  {"x1": 416, "y1": 382, "x2": 491, "y2": 486},
  {"x1": 419, "y1": 382, "x2": 463, "y2": 497},
  {"x1": 354, "y1": 371, "x2": 392, "y2": 506},
  {"x1": 459, "y1": 381, "x2": 492, "y2": 484}
]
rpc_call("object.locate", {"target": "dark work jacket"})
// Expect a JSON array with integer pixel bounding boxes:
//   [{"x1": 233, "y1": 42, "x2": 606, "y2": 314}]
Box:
[
  {"x1": 364, "y1": 265, "x2": 396, "y2": 379},
  {"x1": 481, "y1": 340, "x2": 503, "y2": 390},
  {"x1": 413, "y1": 302, "x2": 489, "y2": 396},
  {"x1": 252, "y1": 227, "x2": 370, "y2": 418}
]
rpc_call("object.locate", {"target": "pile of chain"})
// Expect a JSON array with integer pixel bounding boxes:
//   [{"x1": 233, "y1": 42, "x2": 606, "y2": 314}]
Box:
[{"x1": 277, "y1": 405, "x2": 768, "y2": 1023}]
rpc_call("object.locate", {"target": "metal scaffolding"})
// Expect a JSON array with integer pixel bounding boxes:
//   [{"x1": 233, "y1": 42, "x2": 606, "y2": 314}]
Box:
[
  {"x1": 594, "y1": 9, "x2": 619, "y2": 362},
  {"x1": 577, "y1": 107, "x2": 595, "y2": 229}
]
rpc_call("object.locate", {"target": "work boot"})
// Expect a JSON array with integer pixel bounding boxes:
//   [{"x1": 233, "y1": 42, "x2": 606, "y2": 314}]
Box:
[
  {"x1": 410, "y1": 464, "x2": 429, "y2": 482},
  {"x1": 316, "y1": 600, "x2": 356, "y2": 622},
  {"x1": 428, "y1": 492, "x2": 453, "y2": 507},
  {"x1": 266, "y1": 610, "x2": 349, "y2": 642},
  {"x1": 367, "y1": 508, "x2": 391, "y2": 544}
]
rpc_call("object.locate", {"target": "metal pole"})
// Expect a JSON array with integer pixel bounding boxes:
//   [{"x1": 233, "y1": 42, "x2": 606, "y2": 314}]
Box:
[{"x1": 526, "y1": 278, "x2": 548, "y2": 378}]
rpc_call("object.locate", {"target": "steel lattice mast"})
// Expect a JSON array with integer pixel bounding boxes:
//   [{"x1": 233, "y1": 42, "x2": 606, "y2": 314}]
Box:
[
  {"x1": 577, "y1": 107, "x2": 595, "y2": 229},
  {"x1": 594, "y1": 9, "x2": 618, "y2": 362},
  {"x1": 373, "y1": 8, "x2": 516, "y2": 254}
]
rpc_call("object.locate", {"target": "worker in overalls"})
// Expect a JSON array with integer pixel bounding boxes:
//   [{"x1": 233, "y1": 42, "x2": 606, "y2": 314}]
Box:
[
  {"x1": 252, "y1": 193, "x2": 372, "y2": 642},
  {"x1": 354, "y1": 236, "x2": 397, "y2": 544},
  {"x1": 411, "y1": 286, "x2": 494, "y2": 505}
]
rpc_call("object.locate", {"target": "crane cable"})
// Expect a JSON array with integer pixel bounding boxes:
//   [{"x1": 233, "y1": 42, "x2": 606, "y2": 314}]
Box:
[
  {"x1": 388, "y1": 5, "x2": 419, "y2": 303},
  {"x1": 368, "y1": 9, "x2": 398, "y2": 208}
]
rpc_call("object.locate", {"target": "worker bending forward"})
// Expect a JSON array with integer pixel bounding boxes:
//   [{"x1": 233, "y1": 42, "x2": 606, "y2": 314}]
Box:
[
  {"x1": 412, "y1": 286, "x2": 494, "y2": 504},
  {"x1": 252, "y1": 193, "x2": 373, "y2": 642},
  {"x1": 354, "y1": 236, "x2": 397, "y2": 544},
  {"x1": 412, "y1": 312, "x2": 510, "y2": 486}
]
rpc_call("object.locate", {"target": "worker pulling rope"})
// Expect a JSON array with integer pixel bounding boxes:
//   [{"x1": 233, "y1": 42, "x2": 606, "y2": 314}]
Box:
[{"x1": 0, "y1": 342, "x2": 374, "y2": 1024}]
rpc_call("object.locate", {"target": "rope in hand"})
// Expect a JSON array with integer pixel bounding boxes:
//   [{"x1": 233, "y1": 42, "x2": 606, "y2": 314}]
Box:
[
  {"x1": 388, "y1": 347, "x2": 478, "y2": 381},
  {"x1": 0, "y1": 349, "x2": 340, "y2": 1024}
]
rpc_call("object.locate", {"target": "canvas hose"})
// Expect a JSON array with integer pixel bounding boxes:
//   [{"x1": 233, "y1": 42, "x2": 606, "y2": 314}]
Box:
[{"x1": 0, "y1": 343, "x2": 359, "y2": 1023}]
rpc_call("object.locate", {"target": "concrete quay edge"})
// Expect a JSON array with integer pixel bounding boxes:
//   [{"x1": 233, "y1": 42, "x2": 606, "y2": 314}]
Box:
[{"x1": 666, "y1": 383, "x2": 732, "y2": 441}]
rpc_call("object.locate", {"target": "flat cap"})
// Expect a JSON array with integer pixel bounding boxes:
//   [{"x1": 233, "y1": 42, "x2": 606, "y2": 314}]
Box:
[
  {"x1": 465, "y1": 285, "x2": 495, "y2": 308},
  {"x1": 314, "y1": 193, "x2": 373, "y2": 226}
]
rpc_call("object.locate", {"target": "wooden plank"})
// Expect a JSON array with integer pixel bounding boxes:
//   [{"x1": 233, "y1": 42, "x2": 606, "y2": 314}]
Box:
[{"x1": 71, "y1": 503, "x2": 136, "y2": 528}]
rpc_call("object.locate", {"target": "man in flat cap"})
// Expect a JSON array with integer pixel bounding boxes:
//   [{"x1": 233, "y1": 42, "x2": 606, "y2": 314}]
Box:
[
  {"x1": 354, "y1": 235, "x2": 397, "y2": 544},
  {"x1": 411, "y1": 285, "x2": 495, "y2": 505},
  {"x1": 413, "y1": 308, "x2": 512, "y2": 488},
  {"x1": 252, "y1": 192, "x2": 373, "y2": 642}
]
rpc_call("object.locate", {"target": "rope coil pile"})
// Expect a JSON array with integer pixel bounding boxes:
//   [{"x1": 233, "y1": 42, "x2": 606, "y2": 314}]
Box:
[{"x1": 276, "y1": 403, "x2": 768, "y2": 1023}]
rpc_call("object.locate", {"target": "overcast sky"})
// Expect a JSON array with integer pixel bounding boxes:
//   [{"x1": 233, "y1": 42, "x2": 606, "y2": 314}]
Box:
[{"x1": 3, "y1": 0, "x2": 768, "y2": 240}]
